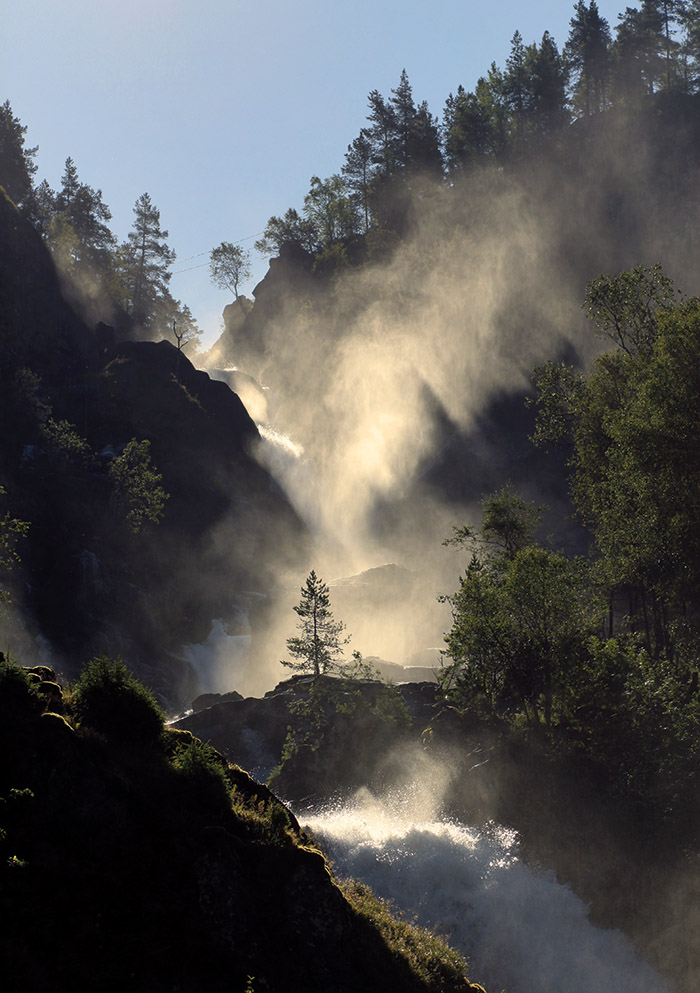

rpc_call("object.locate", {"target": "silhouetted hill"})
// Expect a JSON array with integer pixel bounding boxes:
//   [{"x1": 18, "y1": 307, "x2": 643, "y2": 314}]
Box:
[
  {"x1": 0, "y1": 657, "x2": 483, "y2": 993},
  {"x1": 0, "y1": 190, "x2": 309, "y2": 707}
]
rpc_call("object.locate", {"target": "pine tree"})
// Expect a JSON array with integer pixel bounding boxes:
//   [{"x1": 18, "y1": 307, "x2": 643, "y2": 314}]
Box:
[
  {"x1": 681, "y1": 0, "x2": 700, "y2": 87},
  {"x1": 614, "y1": 2, "x2": 666, "y2": 98},
  {"x1": 342, "y1": 129, "x2": 374, "y2": 232},
  {"x1": 529, "y1": 32, "x2": 570, "y2": 136},
  {"x1": 503, "y1": 31, "x2": 529, "y2": 145},
  {"x1": 123, "y1": 193, "x2": 176, "y2": 328},
  {"x1": 53, "y1": 157, "x2": 115, "y2": 270},
  {"x1": 0, "y1": 100, "x2": 37, "y2": 207},
  {"x1": 565, "y1": 1, "x2": 612, "y2": 115},
  {"x1": 366, "y1": 88, "x2": 398, "y2": 178},
  {"x1": 282, "y1": 571, "x2": 350, "y2": 679}
]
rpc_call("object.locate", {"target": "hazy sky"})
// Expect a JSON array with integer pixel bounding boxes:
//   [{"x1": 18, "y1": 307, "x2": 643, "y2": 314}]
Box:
[{"x1": 2, "y1": 0, "x2": 623, "y2": 346}]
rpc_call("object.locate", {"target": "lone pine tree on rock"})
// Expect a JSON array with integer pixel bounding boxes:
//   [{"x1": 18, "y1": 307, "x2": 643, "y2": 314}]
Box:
[{"x1": 282, "y1": 570, "x2": 350, "y2": 679}]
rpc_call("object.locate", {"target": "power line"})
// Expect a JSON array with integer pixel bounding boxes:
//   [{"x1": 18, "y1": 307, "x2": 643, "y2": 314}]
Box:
[
  {"x1": 173, "y1": 250, "x2": 209, "y2": 265},
  {"x1": 170, "y1": 261, "x2": 210, "y2": 276},
  {"x1": 168, "y1": 231, "x2": 266, "y2": 272}
]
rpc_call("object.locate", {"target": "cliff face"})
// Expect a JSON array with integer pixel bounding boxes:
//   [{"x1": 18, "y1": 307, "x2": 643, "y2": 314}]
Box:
[{"x1": 0, "y1": 192, "x2": 309, "y2": 706}]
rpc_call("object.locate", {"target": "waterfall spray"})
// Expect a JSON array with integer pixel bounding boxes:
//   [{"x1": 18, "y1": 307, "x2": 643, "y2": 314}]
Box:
[{"x1": 303, "y1": 790, "x2": 674, "y2": 993}]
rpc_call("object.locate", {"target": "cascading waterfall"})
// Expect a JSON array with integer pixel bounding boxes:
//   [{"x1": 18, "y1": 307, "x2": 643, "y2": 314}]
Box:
[{"x1": 303, "y1": 789, "x2": 674, "y2": 993}]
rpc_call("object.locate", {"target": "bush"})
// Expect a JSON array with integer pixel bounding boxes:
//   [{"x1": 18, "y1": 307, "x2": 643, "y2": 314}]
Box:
[
  {"x1": 70, "y1": 656, "x2": 163, "y2": 745},
  {"x1": 0, "y1": 655, "x2": 44, "y2": 726},
  {"x1": 168, "y1": 734, "x2": 231, "y2": 814}
]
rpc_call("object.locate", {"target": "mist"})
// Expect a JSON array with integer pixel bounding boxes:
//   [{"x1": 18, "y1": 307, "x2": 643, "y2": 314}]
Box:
[{"x1": 207, "y1": 108, "x2": 700, "y2": 695}]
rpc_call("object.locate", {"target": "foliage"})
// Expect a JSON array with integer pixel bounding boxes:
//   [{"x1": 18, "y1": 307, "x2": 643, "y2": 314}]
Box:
[
  {"x1": 41, "y1": 417, "x2": 95, "y2": 470},
  {"x1": 445, "y1": 482, "x2": 545, "y2": 559},
  {"x1": 168, "y1": 733, "x2": 232, "y2": 813},
  {"x1": 52, "y1": 157, "x2": 116, "y2": 271},
  {"x1": 70, "y1": 655, "x2": 164, "y2": 744},
  {"x1": 156, "y1": 292, "x2": 202, "y2": 350},
  {"x1": 120, "y1": 192, "x2": 176, "y2": 328},
  {"x1": 441, "y1": 487, "x2": 597, "y2": 727},
  {"x1": 565, "y1": 1, "x2": 613, "y2": 116},
  {"x1": 564, "y1": 634, "x2": 700, "y2": 824},
  {"x1": 254, "y1": 207, "x2": 318, "y2": 256},
  {"x1": 0, "y1": 100, "x2": 37, "y2": 208},
  {"x1": 532, "y1": 267, "x2": 700, "y2": 655},
  {"x1": 282, "y1": 570, "x2": 350, "y2": 678},
  {"x1": 584, "y1": 262, "x2": 677, "y2": 355},
  {"x1": 0, "y1": 489, "x2": 29, "y2": 605},
  {"x1": 0, "y1": 656, "x2": 44, "y2": 728},
  {"x1": 523, "y1": 265, "x2": 700, "y2": 832},
  {"x1": 108, "y1": 438, "x2": 169, "y2": 534},
  {"x1": 209, "y1": 241, "x2": 252, "y2": 299}
]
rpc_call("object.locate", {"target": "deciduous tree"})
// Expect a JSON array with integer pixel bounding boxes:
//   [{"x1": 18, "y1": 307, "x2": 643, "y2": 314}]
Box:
[
  {"x1": 209, "y1": 241, "x2": 252, "y2": 300},
  {"x1": 109, "y1": 439, "x2": 169, "y2": 534},
  {"x1": 441, "y1": 488, "x2": 593, "y2": 727}
]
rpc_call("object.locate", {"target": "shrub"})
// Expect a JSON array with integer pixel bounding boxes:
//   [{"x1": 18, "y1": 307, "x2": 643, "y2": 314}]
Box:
[
  {"x1": 0, "y1": 655, "x2": 44, "y2": 725},
  {"x1": 70, "y1": 656, "x2": 163, "y2": 745},
  {"x1": 168, "y1": 735, "x2": 231, "y2": 814}
]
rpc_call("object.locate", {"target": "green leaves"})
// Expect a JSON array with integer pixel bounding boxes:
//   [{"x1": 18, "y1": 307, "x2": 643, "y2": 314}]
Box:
[
  {"x1": 442, "y1": 490, "x2": 595, "y2": 726},
  {"x1": 209, "y1": 241, "x2": 252, "y2": 299},
  {"x1": 108, "y1": 439, "x2": 169, "y2": 534},
  {"x1": 0, "y1": 488, "x2": 28, "y2": 606},
  {"x1": 584, "y1": 263, "x2": 676, "y2": 356}
]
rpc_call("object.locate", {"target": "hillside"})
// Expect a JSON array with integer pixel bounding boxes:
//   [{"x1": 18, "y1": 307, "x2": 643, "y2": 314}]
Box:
[
  {"x1": 0, "y1": 656, "x2": 486, "y2": 993},
  {"x1": 0, "y1": 191, "x2": 309, "y2": 707}
]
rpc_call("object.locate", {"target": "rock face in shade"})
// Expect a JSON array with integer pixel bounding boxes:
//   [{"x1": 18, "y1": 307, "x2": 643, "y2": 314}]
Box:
[{"x1": 0, "y1": 192, "x2": 309, "y2": 707}]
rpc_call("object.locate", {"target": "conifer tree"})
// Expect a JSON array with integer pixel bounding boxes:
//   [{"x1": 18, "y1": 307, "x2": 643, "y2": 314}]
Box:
[
  {"x1": 0, "y1": 100, "x2": 37, "y2": 208},
  {"x1": 614, "y1": 1, "x2": 667, "y2": 98},
  {"x1": 503, "y1": 31, "x2": 529, "y2": 145},
  {"x1": 282, "y1": 571, "x2": 350, "y2": 679},
  {"x1": 53, "y1": 157, "x2": 115, "y2": 270},
  {"x1": 565, "y1": 1, "x2": 612, "y2": 115},
  {"x1": 529, "y1": 32, "x2": 570, "y2": 136},
  {"x1": 122, "y1": 193, "x2": 176, "y2": 328},
  {"x1": 342, "y1": 130, "x2": 374, "y2": 232}
]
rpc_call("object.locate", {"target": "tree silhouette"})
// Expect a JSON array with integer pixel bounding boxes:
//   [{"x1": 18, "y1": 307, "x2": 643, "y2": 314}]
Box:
[{"x1": 282, "y1": 571, "x2": 350, "y2": 679}]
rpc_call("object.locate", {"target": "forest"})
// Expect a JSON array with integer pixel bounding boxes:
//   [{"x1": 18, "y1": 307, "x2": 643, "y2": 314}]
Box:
[{"x1": 2, "y1": 1, "x2": 700, "y2": 991}]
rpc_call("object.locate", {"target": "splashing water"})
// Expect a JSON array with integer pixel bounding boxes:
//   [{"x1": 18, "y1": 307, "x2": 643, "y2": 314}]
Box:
[
  {"x1": 256, "y1": 423, "x2": 305, "y2": 459},
  {"x1": 303, "y1": 790, "x2": 674, "y2": 993}
]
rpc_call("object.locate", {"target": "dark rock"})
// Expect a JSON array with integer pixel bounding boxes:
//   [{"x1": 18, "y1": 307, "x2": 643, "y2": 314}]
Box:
[{"x1": 192, "y1": 689, "x2": 244, "y2": 713}]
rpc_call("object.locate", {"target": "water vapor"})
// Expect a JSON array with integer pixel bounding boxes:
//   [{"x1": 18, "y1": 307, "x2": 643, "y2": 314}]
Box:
[{"x1": 206, "y1": 109, "x2": 700, "y2": 689}]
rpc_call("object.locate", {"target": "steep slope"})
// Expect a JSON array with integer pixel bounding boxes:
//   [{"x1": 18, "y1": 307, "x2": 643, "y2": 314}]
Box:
[
  {"x1": 0, "y1": 190, "x2": 309, "y2": 706},
  {"x1": 0, "y1": 657, "x2": 485, "y2": 993}
]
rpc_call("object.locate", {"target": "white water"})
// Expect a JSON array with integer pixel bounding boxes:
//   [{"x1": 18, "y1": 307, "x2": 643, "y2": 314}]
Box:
[
  {"x1": 178, "y1": 617, "x2": 251, "y2": 696},
  {"x1": 304, "y1": 790, "x2": 674, "y2": 993}
]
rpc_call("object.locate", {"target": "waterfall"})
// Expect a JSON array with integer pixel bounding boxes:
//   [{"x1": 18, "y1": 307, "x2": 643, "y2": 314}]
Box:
[
  {"x1": 303, "y1": 789, "x2": 674, "y2": 993},
  {"x1": 178, "y1": 617, "x2": 251, "y2": 696}
]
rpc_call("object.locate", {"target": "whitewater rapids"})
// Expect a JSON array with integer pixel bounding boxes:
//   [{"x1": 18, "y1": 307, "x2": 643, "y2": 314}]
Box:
[{"x1": 302, "y1": 789, "x2": 674, "y2": 993}]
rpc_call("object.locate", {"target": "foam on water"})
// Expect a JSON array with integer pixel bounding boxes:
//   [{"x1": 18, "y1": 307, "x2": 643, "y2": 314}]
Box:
[{"x1": 303, "y1": 790, "x2": 674, "y2": 993}]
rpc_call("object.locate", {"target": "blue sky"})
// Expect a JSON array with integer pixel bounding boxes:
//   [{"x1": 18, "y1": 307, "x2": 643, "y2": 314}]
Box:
[{"x1": 2, "y1": 0, "x2": 623, "y2": 346}]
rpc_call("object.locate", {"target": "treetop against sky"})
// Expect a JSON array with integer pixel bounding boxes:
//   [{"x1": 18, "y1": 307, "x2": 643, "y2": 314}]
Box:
[{"x1": 0, "y1": 1, "x2": 649, "y2": 343}]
